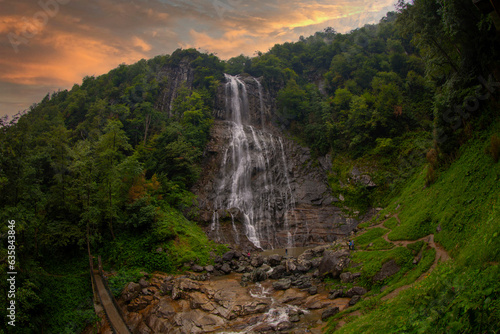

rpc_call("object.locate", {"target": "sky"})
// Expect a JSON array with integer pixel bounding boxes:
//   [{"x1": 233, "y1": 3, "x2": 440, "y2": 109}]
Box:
[{"x1": 0, "y1": 0, "x2": 396, "y2": 118}]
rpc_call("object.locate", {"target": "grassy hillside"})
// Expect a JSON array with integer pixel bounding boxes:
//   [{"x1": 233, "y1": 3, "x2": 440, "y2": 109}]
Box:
[{"x1": 325, "y1": 121, "x2": 500, "y2": 333}]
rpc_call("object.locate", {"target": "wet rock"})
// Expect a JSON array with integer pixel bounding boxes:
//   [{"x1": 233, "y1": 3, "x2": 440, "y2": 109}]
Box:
[
  {"x1": 303, "y1": 294, "x2": 331, "y2": 309},
  {"x1": 349, "y1": 295, "x2": 362, "y2": 306},
  {"x1": 340, "y1": 272, "x2": 354, "y2": 283},
  {"x1": 373, "y1": 259, "x2": 400, "y2": 282},
  {"x1": 276, "y1": 321, "x2": 293, "y2": 331},
  {"x1": 268, "y1": 254, "x2": 283, "y2": 266},
  {"x1": 289, "y1": 314, "x2": 300, "y2": 322},
  {"x1": 278, "y1": 288, "x2": 309, "y2": 304},
  {"x1": 321, "y1": 306, "x2": 340, "y2": 321},
  {"x1": 122, "y1": 282, "x2": 141, "y2": 302},
  {"x1": 273, "y1": 278, "x2": 292, "y2": 290},
  {"x1": 346, "y1": 286, "x2": 367, "y2": 297},
  {"x1": 318, "y1": 249, "x2": 351, "y2": 278},
  {"x1": 173, "y1": 309, "x2": 225, "y2": 333}
]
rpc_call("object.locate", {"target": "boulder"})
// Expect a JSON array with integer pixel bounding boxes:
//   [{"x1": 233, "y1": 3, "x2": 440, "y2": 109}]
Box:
[
  {"x1": 346, "y1": 286, "x2": 367, "y2": 297},
  {"x1": 308, "y1": 286, "x2": 318, "y2": 295},
  {"x1": 127, "y1": 295, "x2": 153, "y2": 312},
  {"x1": 250, "y1": 268, "x2": 268, "y2": 282},
  {"x1": 205, "y1": 265, "x2": 214, "y2": 272},
  {"x1": 268, "y1": 254, "x2": 283, "y2": 266},
  {"x1": 122, "y1": 282, "x2": 141, "y2": 302},
  {"x1": 310, "y1": 258, "x2": 322, "y2": 268},
  {"x1": 268, "y1": 265, "x2": 286, "y2": 279},
  {"x1": 192, "y1": 264, "x2": 204, "y2": 272},
  {"x1": 250, "y1": 256, "x2": 264, "y2": 268},
  {"x1": 220, "y1": 263, "x2": 231, "y2": 274},
  {"x1": 349, "y1": 295, "x2": 362, "y2": 306},
  {"x1": 321, "y1": 306, "x2": 340, "y2": 321},
  {"x1": 328, "y1": 289, "x2": 344, "y2": 299},
  {"x1": 138, "y1": 278, "x2": 150, "y2": 288},
  {"x1": 273, "y1": 278, "x2": 292, "y2": 290},
  {"x1": 222, "y1": 250, "x2": 237, "y2": 262},
  {"x1": 340, "y1": 272, "x2": 354, "y2": 283},
  {"x1": 373, "y1": 259, "x2": 400, "y2": 282},
  {"x1": 318, "y1": 250, "x2": 350, "y2": 277}
]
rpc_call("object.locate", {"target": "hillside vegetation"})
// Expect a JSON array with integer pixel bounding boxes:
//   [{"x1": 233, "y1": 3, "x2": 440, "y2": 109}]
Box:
[{"x1": 1, "y1": 0, "x2": 499, "y2": 332}]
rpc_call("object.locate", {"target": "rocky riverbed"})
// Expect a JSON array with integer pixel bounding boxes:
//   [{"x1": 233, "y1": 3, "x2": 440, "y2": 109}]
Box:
[{"x1": 94, "y1": 239, "x2": 374, "y2": 333}]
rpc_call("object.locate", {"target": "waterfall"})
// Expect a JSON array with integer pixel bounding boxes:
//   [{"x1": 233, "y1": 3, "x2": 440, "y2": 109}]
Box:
[
  {"x1": 211, "y1": 74, "x2": 296, "y2": 249},
  {"x1": 254, "y1": 78, "x2": 265, "y2": 128}
]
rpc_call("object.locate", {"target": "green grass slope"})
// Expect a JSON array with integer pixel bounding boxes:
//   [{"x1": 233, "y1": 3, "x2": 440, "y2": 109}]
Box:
[{"x1": 326, "y1": 124, "x2": 500, "y2": 333}]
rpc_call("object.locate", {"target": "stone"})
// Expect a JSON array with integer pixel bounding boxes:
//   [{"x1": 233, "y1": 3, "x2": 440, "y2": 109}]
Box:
[
  {"x1": 303, "y1": 295, "x2": 331, "y2": 309},
  {"x1": 122, "y1": 282, "x2": 141, "y2": 302},
  {"x1": 220, "y1": 263, "x2": 231, "y2": 274},
  {"x1": 273, "y1": 278, "x2": 292, "y2": 290},
  {"x1": 127, "y1": 295, "x2": 153, "y2": 312},
  {"x1": 340, "y1": 272, "x2": 354, "y2": 283},
  {"x1": 308, "y1": 286, "x2": 318, "y2": 295},
  {"x1": 192, "y1": 264, "x2": 204, "y2": 272},
  {"x1": 268, "y1": 265, "x2": 286, "y2": 279},
  {"x1": 328, "y1": 289, "x2": 344, "y2": 299},
  {"x1": 139, "y1": 278, "x2": 150, "y2": 288},
  {"x1": 268, "y1": 254, "x2": 283, "y2": 266},
  {"x1": 346, "y1": 286, "x2": 367, "y2": 297},
  {"x1": 321, "y1": 306, "x2": 340, "y2": 321},
  {"x1": 373, "y1": 259, "x2": 400, "y2": 282},
  {"x1": 250, "y1": 256, "x2": 264, "y2": 268},
  {"x1": 276, "y1": 321, "x2": 293, "y2": 331},
  {"x1": 250, "y1": 268, "x2": 268, "y2": 282},
  {"x1": 349, "y1": 295, "x2": 362, "y2": 306},
  {"x1": 222, "y1": 250, "x2": 237, "y2": 262},
  {"x1": 205, "y1": 265, "x2": 214, "y2": 272},
  {"x1": 318, "y1": 249, "x2": 351, "y2": 277}
]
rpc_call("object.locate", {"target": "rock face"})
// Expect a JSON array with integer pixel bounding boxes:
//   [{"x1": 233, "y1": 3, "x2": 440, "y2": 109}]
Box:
[{"x1": 192, "y1": 74, "x2": 359, "y2": 250}]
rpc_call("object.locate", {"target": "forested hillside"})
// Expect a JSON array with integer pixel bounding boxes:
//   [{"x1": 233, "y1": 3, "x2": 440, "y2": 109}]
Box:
[{"x1": 1, "y1": 0, "x2": 499, "y2": 332}]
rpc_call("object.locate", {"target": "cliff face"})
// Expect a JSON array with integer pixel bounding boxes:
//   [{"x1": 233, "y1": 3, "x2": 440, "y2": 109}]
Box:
[
  {"x1": 155, "y1": 59, "x2": 195, "y2": 116},
  {"x1": 191, "y1": 74, "x2": 359, "y2": 250}
]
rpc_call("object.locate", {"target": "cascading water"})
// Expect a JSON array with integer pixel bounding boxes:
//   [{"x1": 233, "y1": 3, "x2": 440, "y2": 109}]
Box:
[{"x1": 210, "y1": 74, "x2": 297, "y2": 249}]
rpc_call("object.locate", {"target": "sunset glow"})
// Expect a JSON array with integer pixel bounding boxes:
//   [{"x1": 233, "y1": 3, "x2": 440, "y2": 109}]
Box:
[{"x1": 0, "y1": 0, "x2": 396, "y2": 117}]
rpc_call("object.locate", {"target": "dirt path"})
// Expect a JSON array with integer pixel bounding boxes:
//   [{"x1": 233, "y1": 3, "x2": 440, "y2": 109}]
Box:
[
  {"x1": 93, "y1": 270, "x2": 131, "y2": 334},
  {"x1": 335, "y1": 214, "x2": 451, "y2": 329}
]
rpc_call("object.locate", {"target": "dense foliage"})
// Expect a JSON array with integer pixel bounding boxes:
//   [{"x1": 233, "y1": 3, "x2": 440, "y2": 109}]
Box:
[
  {"x1": 0, "y1": 0, "x2": 499, "y2": 332},
  {"x1": 0, "y1": 49, "x2": 225, "y2": 333}
]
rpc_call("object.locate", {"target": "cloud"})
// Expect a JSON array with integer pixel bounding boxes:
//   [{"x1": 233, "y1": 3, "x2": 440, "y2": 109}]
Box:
[{"x1": 0, "y1": 0, "x2": 397, "y2": 117}]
